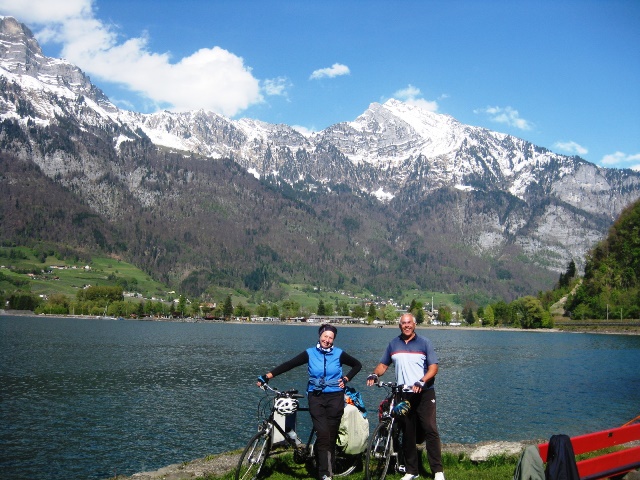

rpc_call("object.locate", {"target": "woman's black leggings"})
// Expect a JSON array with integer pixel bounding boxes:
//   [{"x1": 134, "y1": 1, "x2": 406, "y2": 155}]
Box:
[{"x1": 308, "y1": 390, "x2": 344, "y2": 478}]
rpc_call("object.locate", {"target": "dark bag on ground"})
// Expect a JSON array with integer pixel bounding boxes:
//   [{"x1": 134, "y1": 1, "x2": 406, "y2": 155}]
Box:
[{"x1": 544, "y1": 434, "x2": 580, "y2": 480}]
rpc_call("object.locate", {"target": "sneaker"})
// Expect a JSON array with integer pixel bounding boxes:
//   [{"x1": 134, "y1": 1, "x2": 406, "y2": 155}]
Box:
[
  {"x1": 434, "y1": 472, "x2": 446, "y2": 480},
  {"x1": 400, "y1": 474, "x2": 419, "y2": 480},
  {"x1": 321, "y1": 476, "x2": 332, "y2": 480}
]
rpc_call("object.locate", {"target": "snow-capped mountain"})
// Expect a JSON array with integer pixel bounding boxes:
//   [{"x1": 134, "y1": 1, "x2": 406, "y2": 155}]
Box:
[{"x1": 2, "y1": 15, "x2": 640, "y2": 299}]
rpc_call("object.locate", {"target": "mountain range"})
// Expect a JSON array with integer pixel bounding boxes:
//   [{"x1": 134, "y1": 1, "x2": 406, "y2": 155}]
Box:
[{"x1": 2, "y1": 15, "x2": 640, "y2": 303}]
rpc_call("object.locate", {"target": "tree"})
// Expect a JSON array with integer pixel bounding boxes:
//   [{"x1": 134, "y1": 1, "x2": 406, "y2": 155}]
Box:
[
  {"x1": 483, "y1": 305, "x2": 495, "y2": 326},
  {"x1": 324, "y1": 302, "x2": 334, "y2": 316},
  {"x1": 177, "y1": 295, "x2": 187, "y2": 317},
  {"x1": 567, "y1": 260, "x2": 576, "y2": 279},
  {"x1": 78, "y1": 285, "x2": 123, "y2": 303},
  {"x1": 382, "y1": 304, "x2": 397, "y2": 322},
  {"x1": 234, "y1": 302, "x2": 250, "y2": 317},
  {"x1": 317, "y1": 299, "x2": 326, "y2": 315},
  {"x1": 337, "y1": 300, "x2": 350, "y2": 316},
  {"x1": 256, "y1": 303, "x2": 269, "y2": 317},
  {"x1": 513, "y1": 296, "x2": 553, "y2": 329},
  {"x1": 223, "y1": 295, "x2": 233, "y2": 319},
  {"x1": 281, "y1": 300, "x2": 300, "y2": 318},
  {"x1": 437, "y1": 305, "x2": 452, "y2": 324},
  {"x1": 367, "y1": 304, "x2": 377, "y2": 320},
  {"x1": 409, "y1": 300, "x2": 423, "y2": 321},
  {"x1": 492, "y1": 300, "x2": 510, "y2": 325},
  {"x1": 8, "y1": 292, "x2": 40, "y2": 311},
  {"x1": 351, "y1": 304, "x2": 366, "y2": 319},
  {"x1": 408, "y1": 299, "x2": 417, "y2": 312},
  {"x1": 462, "y1": 301, "x2": 476, "y2": 325}
]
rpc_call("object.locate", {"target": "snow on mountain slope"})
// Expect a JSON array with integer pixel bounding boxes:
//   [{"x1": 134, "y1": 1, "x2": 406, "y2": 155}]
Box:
[{"x1": 2, "y1": 14, "x2": 640, "y2": 222}]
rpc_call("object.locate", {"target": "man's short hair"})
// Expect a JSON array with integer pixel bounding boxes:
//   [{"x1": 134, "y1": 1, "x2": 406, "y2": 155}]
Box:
[{"x1": 400, "y1": 313, "x2": 416, "y2": 323}]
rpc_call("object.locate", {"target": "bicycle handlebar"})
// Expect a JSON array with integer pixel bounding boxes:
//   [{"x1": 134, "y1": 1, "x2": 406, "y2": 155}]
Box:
[
  {"x1": 371, "y1": 380, "x2": 413, "y2": 392},
  {"x1": 259, "y1": 382, "x2": 305, "y2": 399}
]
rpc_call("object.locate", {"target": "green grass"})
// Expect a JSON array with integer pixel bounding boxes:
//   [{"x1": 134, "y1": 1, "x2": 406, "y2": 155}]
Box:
[
  {"x1": 0, "y1": 247, "x2": 172, "y2": 300},
  {"x1": 205, "y1": 451, "x2": 519, "y2": 480},
  {"x1": 1, "y1": 244, "x2": 464, "y2": 314}
]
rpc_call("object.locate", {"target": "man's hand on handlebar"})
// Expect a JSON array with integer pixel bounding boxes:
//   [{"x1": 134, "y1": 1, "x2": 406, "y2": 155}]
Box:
[
  {"x1": 412, "y1": 380, "x2": 425, "y2": 393},
  {"x1": 366, "y1": 373, "x2": 379, "y2": 387}
]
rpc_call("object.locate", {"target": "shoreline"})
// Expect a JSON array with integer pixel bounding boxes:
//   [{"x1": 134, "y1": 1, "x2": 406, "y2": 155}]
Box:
[
  {"x1": 2, "y1": 310, "x2": 639, "y2": 335},
  {"x1": 115, "y1": 439, "x2": 544, "y2": 480}
]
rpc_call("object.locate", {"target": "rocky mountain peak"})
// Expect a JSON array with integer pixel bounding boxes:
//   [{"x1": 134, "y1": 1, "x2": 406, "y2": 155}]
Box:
[
  {"x1": 0, "y1": 16, "x2": 44, "y2": 74},
  {"x1": 0, "y1": 16, "x2": 112, "y2": 109}
]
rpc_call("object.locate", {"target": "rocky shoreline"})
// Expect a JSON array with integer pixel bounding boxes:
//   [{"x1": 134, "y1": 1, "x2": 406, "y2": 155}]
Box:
[
  {"x1": 115, "y1": 437, "x2": 640, "y2": 480},
  {"x1": 114, "y1": 440, "x2": 542, "y2": 480}
]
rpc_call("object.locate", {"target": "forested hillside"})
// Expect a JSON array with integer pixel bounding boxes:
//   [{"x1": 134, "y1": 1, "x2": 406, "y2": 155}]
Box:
[{"x1": 565, "y1": 199, "x2": 640, "y2": 319}]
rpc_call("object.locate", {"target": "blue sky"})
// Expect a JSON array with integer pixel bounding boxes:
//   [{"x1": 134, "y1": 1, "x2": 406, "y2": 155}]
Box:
[{"x1": 1, "y1": 0, "x2": 638, "y2": 170}]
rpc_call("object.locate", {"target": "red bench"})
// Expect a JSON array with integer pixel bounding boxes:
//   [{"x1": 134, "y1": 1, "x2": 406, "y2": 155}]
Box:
[{"x1": 538, "y1": 423, "x2": 640, "y2": 480}]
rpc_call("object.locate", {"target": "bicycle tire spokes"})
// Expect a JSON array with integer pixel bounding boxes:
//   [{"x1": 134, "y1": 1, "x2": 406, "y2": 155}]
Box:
[
  {"x1": 235, "y1": 431, "x2": 270, "y2": 480},
  {"x1": 365, "y1": 421, "x2": 393, "y2": 480}
]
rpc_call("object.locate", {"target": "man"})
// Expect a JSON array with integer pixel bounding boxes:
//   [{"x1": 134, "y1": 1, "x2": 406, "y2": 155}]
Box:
[{"x1": 367, "y1": 313, "x2": 445, "y2": 480}]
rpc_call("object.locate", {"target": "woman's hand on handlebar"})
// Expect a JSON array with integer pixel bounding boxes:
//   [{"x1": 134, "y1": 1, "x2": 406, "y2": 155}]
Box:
[{"x1": 256, "y1": 373, "x2": 273, "y2": 387}]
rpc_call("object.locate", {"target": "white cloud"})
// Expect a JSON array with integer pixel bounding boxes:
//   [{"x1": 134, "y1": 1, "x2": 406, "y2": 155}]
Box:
[
  {"x1": 475, "y1": 106, "x2": 533, "y2": 130},
  {"x1": 554, "y1": 140, "x2": 588, "y2": 156},
  {"x1": 310, "y1": 63, "x2": 350, "y2": 80},
  {"x1": 0, "y1": 0, "x2": 92, "y2": 24},
  {"x1": 393, "y1": 84, "x2": 438, "y2": 112},
  {"x1": 263, "y1": 77, "x2": 290, "y2": 97},
  {"x1": 0, "y1": 0, "x2": 263, "y2": 116},
  {"x1": 601, "y1": 151, "x2": 640, "y2": 169}
]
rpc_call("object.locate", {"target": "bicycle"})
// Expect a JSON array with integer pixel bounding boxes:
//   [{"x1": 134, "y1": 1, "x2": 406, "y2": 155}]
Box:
[
  {"x1": 364, "y1": 381, "x2": 412, "y2": 480},
  {"x1": 235, "y1": 383, "x2": 360, "y2": 480}
]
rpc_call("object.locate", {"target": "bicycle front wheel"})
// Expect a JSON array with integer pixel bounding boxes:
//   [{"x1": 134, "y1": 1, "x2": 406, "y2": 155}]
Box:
[
  {"x1": 365, "y1": 421, "x2": 393, "y2": 480},
  {"x1": 235, "y1": 430, "x2": 271, "y2": 480}
]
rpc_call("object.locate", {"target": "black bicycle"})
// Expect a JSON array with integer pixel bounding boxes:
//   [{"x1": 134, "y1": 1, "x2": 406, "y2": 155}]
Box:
[
  {"x1": 235, "y1": 383, "x2": 360, "y2": 480},
  {"x1": 364, "y1": 381, "x2": 412, "y2": 480}
]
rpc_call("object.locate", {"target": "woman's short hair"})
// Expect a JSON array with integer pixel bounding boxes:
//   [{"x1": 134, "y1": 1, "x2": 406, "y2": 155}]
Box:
[{"x1": 318, "y1": 323, "x2": 337, "y2": 337}]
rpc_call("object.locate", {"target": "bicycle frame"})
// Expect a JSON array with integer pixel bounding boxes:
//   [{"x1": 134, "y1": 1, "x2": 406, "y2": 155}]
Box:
[
  {"x1": 365, "y1": 381, "x2": 410, "y2": 480},
  {"x1": 236, "y1": 383, "x2": 359, "y2": 480}
]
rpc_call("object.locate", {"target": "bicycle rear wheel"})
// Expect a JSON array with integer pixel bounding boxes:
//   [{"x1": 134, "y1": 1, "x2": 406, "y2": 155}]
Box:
[
  {"x1": 235, "y1": 430, "x2": 271, "y2": 480},
  {"x1": 334, "y1": 446, "x2": 360, "y2": 477},
  {"x1": 365, "y1": 421, "x2": 393, "y2": 480},
  {"x1": 306, "y1": 430, "x2": 360, "y2": 477}
]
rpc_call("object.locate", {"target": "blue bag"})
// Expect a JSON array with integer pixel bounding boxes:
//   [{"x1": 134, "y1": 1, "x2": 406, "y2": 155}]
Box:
[{"x1": 344, "y1": 386, "x2": 367, "y2": 418}]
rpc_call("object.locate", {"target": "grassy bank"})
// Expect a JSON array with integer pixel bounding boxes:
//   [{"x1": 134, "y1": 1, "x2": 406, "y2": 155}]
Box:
[{"x1": 204, "y1": 451, "x2": 519, "y2": 480}]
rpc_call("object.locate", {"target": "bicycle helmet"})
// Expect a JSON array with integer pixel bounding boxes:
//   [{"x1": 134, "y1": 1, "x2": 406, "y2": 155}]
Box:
[
  {"x1": 274, "y1": 396, "x2": 299, "y2": 415},
  {"x1": 392, "y1": 400, "x2": 411, "y2": 417}
]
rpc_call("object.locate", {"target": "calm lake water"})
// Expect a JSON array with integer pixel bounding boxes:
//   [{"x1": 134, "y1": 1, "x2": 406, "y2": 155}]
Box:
[{"x1": 1, "y1": 315, "x2": 639, "y2": 480}]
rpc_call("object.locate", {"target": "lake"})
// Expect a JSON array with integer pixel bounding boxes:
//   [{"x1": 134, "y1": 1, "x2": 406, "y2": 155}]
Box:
[{"x1": 1, "y1": 315, "x2": 639, "y2": 479}]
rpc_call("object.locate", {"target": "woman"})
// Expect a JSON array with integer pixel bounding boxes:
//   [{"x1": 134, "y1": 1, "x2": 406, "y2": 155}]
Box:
[{"x1": 257, "y1": 323, "x2": 362, "y2": 480}]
